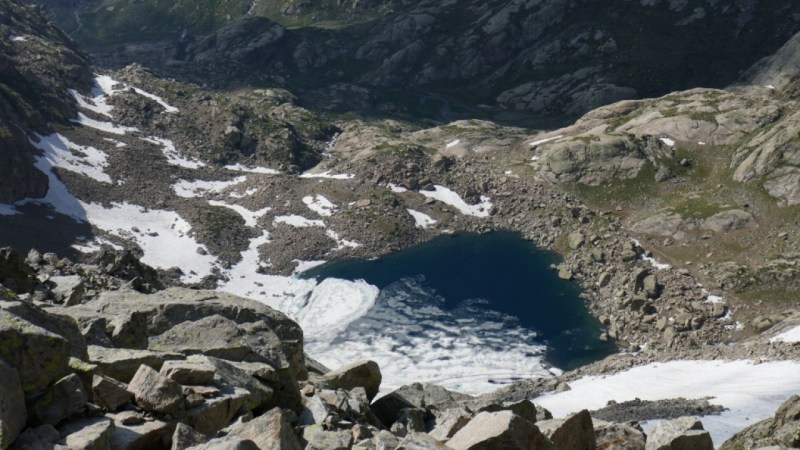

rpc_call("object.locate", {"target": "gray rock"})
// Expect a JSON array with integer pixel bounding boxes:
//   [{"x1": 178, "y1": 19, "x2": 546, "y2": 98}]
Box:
[
  {"x1": 567, "y1": 232, "x2": 586, "y2": 250},
  {"x1": 353, "y1": 430, "x2": 401, "y2": 450},
  {"x1": 128, "y1": 365, "x2": 186, "y2": 416},
  {"x1": 0, "y1": 248, "x2": 36, "y2": 293},
  {"x1": 372, "y1": 383, "x2": 472, "y2": 427},
  {"x1": 645, "y1": 417, "x2": 712, "y2": 450},
  {"x1": 391, "y1": 408, "x2": 426, "y2": 437},
  {"x1": 107, "y1": 412, "x2": 175, "y2": 450},
  {"x1": 30, "y1": 373, "x2": 88, "y2": 425},
  {"x1": 643, "y1": 275, "x2": 660, "y2": 299},
  {"x1": 396, "y1": 432, "x2": 452, "y2": 449},
  {"x1": 87, "y1": 345, "x2": 183, "y2": 383},
  {"x1": 171, "y1": 423, "x2": 206, "y2": 450},
  {"x1": 187, "y1": 436, "x2": 259, "y2": 450},
  {"x1": 230, "y1": 362, "x2": 277, "y2": 383},
  {"x1": 701, "y1": 209, "x2": 756, "y2": 233},
  {"x1": 108, "y1": 311, "x2": 149, "y2": 350},
  {"x1": 302, "y1": 425, "x2": 352, "y2": 450},
  {"x1": 536, "y1": 410, "x2": 595, "y2": 450},
  {"x1": 185, "y1": 387, "x2": 250, "y2": 436},
  {"x1": 92, "y1": 375, "x2": 134, "y2": 412},
  {"x1": 11, "y1": 424, "x2": 60, "y2": 450},
  {"x1": 61, "y1": 288, "x2": 305, "y2": 379},
  {"x1": 160, "y1": 360, "x2": 217, "y2": 385},
  {"x1": 58, "y1": 417, "x2": 115, "y2": 450},
  {"x1": 149, "y1": 315, "x2": 253, "y2": 362},
  {"x1": 49, "y1": 275, "x2": 85, "y2": 306},
  {"x1": 299, "y1": 394, "x2": 331, "y2": 426},
  {"x1": 0, "y1": 358, "x2": 25, "y2": 449},
  {"x1": 447, "y1": 411, "x2": 552, "y2": 450},
  {"x1": 190, "y1": 355, "x2": 274, "y2": 412},
  {"x1": 429, "y1": 407, "x2": 472, "y2": 441},
  {"x1": 229, "y1": 408, "x2": 302, "y2": 450},
  {"x1": 593, "y1": 420, "x2": 646, "y2": 450},
  {"x1": 0, "y1": 299, "x2": 87, "y2": 395},
  {"x1": 316, "y1": 360, "x2": 382, "y2": 401}
]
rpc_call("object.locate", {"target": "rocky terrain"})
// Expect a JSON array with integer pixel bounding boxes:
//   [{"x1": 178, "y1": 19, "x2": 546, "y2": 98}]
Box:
[
  {"x1": 3, "y1": 246, "x2": 789, "y2": 450},
  {"x1": 3, "y1": 0, "x2": 800, "y2": 448}
]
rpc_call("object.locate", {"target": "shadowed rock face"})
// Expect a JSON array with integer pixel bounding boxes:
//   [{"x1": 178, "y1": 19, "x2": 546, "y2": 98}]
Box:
[
  {"x1": 0, "y1": 1, "x2": 92, "y2": 202},
  {"x1": 29, "y1": 0, "x2": 800, "y2": 120}
]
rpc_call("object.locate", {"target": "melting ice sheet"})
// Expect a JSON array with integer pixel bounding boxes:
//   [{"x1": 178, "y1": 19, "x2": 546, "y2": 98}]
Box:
[{"x1": 302, "y1": 277, "x2": 552, "y2": 395}]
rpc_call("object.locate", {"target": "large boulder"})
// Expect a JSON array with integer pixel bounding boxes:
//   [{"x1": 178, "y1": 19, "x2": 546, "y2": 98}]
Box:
[
  {"x1": 0, "y1": 358, "x2": 25, "y2": 449},
  {"x1": 185, "y1": 386, "x2": 250, "y2": 436},
  {"x1": 645, "y1": 417, "x2": 712, "y2": 450},
  {"x1": 594, "y1": 420, "x2": 646, "y2": 450},
  {"x1": 371, "y1": 383, "x2": 473, "y2": 427},
  {"x1": 191, "y1": 356, "x2": 275, "y2": 413},
  {"x1": 316, "y1": 360, "x2": 382, "y2": 401},
  {"x1": 536, "y1": 410, "x2": 595, "y2": 450},
  {"x1": 55, "y1": 288, "x2": 305, "y2": 379},
  {"x1": 149, "y1": 315, "x2": 255, "y2": 362},
  {"x1": 301, "y1": 425, "x2": 352, "y2": 450},
  {"x1": 128, "y1": 365, "x2": 186, "y2": 416},
  {"x1": 446, "y1": 411, "x2": 552, "y2": 450},
  {"x1": 30, "y1": 373, "x2": 88, "y2": 425},
  {"x1": 396, "y1": 432, "x2": 453, "y2": 449},
  {"x1": 87, "y1": 345, "x2": 183, "y2": 383},
  {"x1": 92, "y1": 374, "x2": 134, "y2": 412},
  {"x1": 58, "y1": 417, "x2": 115, "y2": 450},
  {"x1": 228, "y1": 408, "x2": 302, "y2": 450},
  {"x1": 0, "y1": 299, "x2": 87, "y2": 394}
]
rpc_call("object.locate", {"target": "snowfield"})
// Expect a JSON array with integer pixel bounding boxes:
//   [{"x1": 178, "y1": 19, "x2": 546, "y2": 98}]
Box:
[{"x1": 535, "y1": 359, "x2": 800, "y2": 446}]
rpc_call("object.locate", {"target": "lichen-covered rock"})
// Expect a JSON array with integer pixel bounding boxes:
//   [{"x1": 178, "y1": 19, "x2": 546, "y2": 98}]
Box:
[
  {"x1": 87, "y1": 345, "x2": 183, "y2": 383},
  {"x1": 58, "y1": 417, "x2": 115, "y2": 450},
  {"x1": 302, "y1": 425, "x2": 352, "y2": 450},
  {"x1": 0, "y1": 299, "x2": 87, "y2": 394},
  {"x1": 536, "y1": 410, "x2": 595, "y2": 450}
]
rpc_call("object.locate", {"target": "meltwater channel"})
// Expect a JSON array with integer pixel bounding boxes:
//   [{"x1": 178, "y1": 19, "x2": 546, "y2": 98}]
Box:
[{"x1": 298, "y1": 231, "x2": 613, "y2": 395}]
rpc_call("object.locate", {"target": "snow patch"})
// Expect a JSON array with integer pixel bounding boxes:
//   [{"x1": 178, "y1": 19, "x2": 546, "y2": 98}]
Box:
[
  {"x1": 529, "y1": 135, "x2": 563, "y2": 147},
  {"x1": 130, "y1": 87, "x2": 179, "y2": 113},
  {"x1": 303, "y1": 195, "x2": 337, "y2": 217},
  {"x1": 0, "y1": 204, "x2": 19, "y2": 216},
  {"x1": 293, "y1": 260, "x2": 327, "y2": 274},
  {"x1": 770, "y1": 325, "x2": 800, "y2": 343},
  {"x1": 82, "y1": 202, "x2": 217, "y2": 283},
  {"x1": 535, "y1": 359, "x2": 800, "y2": 446},
  {"x1": 273, "y1": 215, "x2": 325, "y2": 228},
  {"x1": 172, "y1": 177, "x2": 246, "y2": 198},
  {"x1": 72, "y1": 113, "x2": 138, "y2": 135},
  {"x1": 407, "y1": 209, "x2": 437, "y2": 228},
  {"x1": 446, "y1": 139, "x2": 460, "y2": 148},
  {"x1": 29, "y1": 133, "x2": 112, "y2": 183},
  {"x1": 326, "y1": 229, "x2": 361, "y2": 250},
  {"x1": 659, "y1": 137, "x2": 676, "y2": 147},
  {"x1": 229, "y1": 188, "x2": 258, "y2": 199},
  {"x1": 388, "y1": 183, "x2": 408, "y2": 193},
  {"x1": 224, "y1": 164, "x2": 280, "y2": 174},
  {"x1": 419, "y1": 185, "x2": 493, "y2": 218},
  {"x1": 9, "y1": 35, "x2": 28, "y2": 42},
  {"x1": 142, "y1": 137, "x2": 205, "y2": 169},
  {"x1": 299, "y1": 170, "x2": 354, "y2": 180},
  {"x1": 208, "y1": 200, "x2": 270, "y2": 227}
]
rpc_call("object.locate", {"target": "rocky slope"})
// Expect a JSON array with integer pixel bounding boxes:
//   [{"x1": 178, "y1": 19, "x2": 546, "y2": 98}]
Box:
[{"x1": 31, "y1": 0, "x2": 800, "y2": 121}]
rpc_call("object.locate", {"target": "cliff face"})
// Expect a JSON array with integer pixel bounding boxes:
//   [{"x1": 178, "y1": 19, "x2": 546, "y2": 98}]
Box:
[{"x1": 0, "y1": 1, "x2": 92, "y2": 202}]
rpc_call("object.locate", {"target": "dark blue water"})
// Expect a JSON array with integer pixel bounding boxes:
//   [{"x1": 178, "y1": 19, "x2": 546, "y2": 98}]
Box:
[{"x1": 303, "y1": 231, "x2": 614, "y2": 370}]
